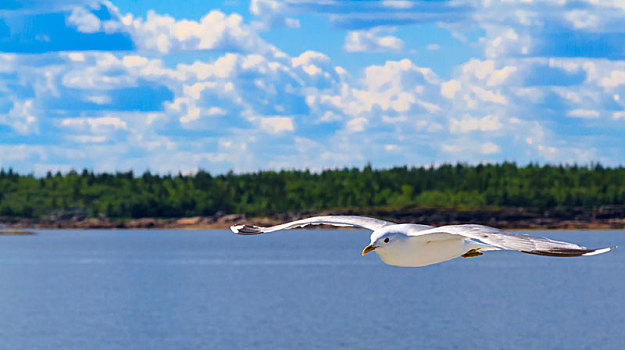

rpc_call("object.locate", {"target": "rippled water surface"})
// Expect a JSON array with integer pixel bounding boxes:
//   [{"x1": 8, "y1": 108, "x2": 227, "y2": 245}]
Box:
[{"x1": 1, "y1": 229, "x2": 623, "y2": 349}]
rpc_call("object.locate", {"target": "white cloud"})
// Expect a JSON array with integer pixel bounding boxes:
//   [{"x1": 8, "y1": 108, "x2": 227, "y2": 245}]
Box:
[
  {"x1": 344, "y1": 27, "x2": 403, "y2": 53},
  {"x1": 1, "y1": 99, "x2": 38, "y2": 135},
  {"x1": 567, "y1": 109, "x2": 600, "y2": 119},
  {"x1": 384, "y1": 144, "x2": 399, "y2": 151},
  {"x1": 61, "y1": 116, "x2": 128, "y2": 131},
  {"x1": 613, "y1": 111, "x2": 625, "y2": 119},
  {"x1": 250, "y1": 0, "x2": 300, "y2": 29},
  {"x1": 450, "y1": 114, "x2": 503, "y2": 133},
  {"x1": 67, "y1": 52, "x2": 86, "y2": 62},
  {"x1": 179, "y1": 106, "x2": 201, "y2": 124},
  {"x1": 441, "y1": 140, "x2": 501, "y2": 157},
  {"x1": 120, "y1": 9, "x2": 277, "y2": 55},
  {"x1": 471, "y1": 86, "x2": 507, "y2": 105},
  {"x1": 481, "y1": 142, "x2": 501, "y2": 155},
  {"x1": 247, "y1": 0, "x2": 471, "y2": 31},
  {"x1": 0, "y1": 144, "x2": 46, "y2": 162},
  {"x1": 600, "y1": 71, "x2": 625, "y2": 88},
  {"x1": 441, "y1": 80, "x2": 460, "y2": 99},
  {"x1": 481, "y1": 27, "x2": 528, "y2": 59},
  {"x1": 122, "y1": 55, "x2": 149, "y2": 68},
  {"x1": 427, "y1": 44, "x2": 440, "y2": 51},
  {"x1": 564, "y1": 10, "x2": 599, "y2": 30},
  {"x1": 487, "y1": 66, "x2": 517, "y2": 86},
  {"x1": 381, "y1": 1, "x2": 414, "y2": 9},
  {"x1": 353, "y1": 59, "x2": 440, "y2": 115},
  {"x1": 291, "y1": 51, "x2": 332, "y2": 78},
  {"x1": 259, "y1": 116, "x2": 294, "y2": 133},
  {"x1": 206, "y1": 107, "x2": 227, "y2": 116},
  {"x1": 6, "y1": 0, "x2": 625, "y2": 174},
  {"x1": 86, "y1": 95, "x2": 112, "y2": 104},
  {"x1": 69, "y1": 135, "x2": 108, "y2": 143},
  {"x1": 62, "y1": 53, "x2": 138, "y2": 89},
  {"x1": 67, "y1": 6, "x2": 102, "y2": 33},
  {"x1": 346, "y1": 117, "x2": 367, "y2": 132}
]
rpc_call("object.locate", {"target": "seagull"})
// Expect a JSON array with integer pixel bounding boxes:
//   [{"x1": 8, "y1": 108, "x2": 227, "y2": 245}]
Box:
[{"x1": 231, "y1": 215, "x2": 615, "y2": 267}]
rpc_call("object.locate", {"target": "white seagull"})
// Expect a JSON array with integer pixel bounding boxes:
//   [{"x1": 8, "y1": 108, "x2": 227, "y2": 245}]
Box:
[{"x1": 231, "y1": 215, "x2": 615, "y2": 267}]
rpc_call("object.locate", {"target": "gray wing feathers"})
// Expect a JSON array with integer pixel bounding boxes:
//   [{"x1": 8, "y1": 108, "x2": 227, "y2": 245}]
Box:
[
  {"x1": 231, "y1": 215, "x2": 395, "y2": 235},
  {"x1": 416, "y1": 224, "x2": 615, "y2": 257}
]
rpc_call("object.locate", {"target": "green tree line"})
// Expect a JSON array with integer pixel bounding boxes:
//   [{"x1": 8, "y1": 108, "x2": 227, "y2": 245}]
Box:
[{"x1": 1, "y1": 163, "x2": 625, "y2": 219}]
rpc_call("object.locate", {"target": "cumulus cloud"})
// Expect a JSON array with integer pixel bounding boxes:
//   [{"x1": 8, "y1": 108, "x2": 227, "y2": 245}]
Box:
[
  {"x1": 1, "y1": 1, "x2": 277, "y2": 55},
  {"x1": 1, "y1": 99, "x2": 38, "y2": 135},
  {"x1": 67, "y1": 6, "x2": 102, "y2": 33},
  {"x1": 248, "y1": 0, "x2": 472, "y2": 30},
  {"x1": 0, "y1": 2, "x2": 134, "y2": 52},
  {"x1": 344, "y1": 27, "x2": 403, "y2": 53},
  {"x1": 346, "y1": 117, "x2": 367, "y2": 132},
  {"x1": 125, "y1": 10, "x2": 275, "y2": 54},
  {"x1": 250, "y1": 0, "x2": 300, "y2": 29},
  {"x1": 258, "y1": 116, "x2": 294, "y2": 134},
  {"x1": 475, "y1": 1, "x2": 625, "y2": 60},
  {"x1": 481, "y1": 142, "x2": 500, "y2": 155},
  {"x1": 60, "y1": 116, "x2": 128, "y2": 131},
  {"x1": 441, "y1": 80, "x2": 460, "y2": 99},
  {"x1": 567, "y1": 109, "x2": 600, "y2": 119},
  {"x1": 3, "y1": 0, "x2": 625, "y2": 173},
  {"x1": 449, "y1": 114, "x2": 503, "y2": 134}
]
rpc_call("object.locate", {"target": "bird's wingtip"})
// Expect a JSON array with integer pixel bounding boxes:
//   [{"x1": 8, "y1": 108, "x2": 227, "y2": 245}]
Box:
[
  {"x1": 583, "y1": 246, "x2": 617, "y2": 256},
  {"x1": 231, "y1": 224, "x2": 263, "y2": 235}
]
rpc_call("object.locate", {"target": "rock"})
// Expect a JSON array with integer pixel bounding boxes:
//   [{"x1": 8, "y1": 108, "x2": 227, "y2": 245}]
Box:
[
  {"x1": 217, "y1": 214, "x2": 245, "y2": 223},
  {"x1": 176, "y1": 217, "x2": 202, "y2": 225},
  {"x1": 126, "y1": 218, "x2": 157, "y2": 228}
]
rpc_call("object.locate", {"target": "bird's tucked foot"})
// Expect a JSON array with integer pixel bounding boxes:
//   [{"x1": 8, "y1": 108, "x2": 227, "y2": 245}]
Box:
[{"x1": 461, "y1": 249, "x2": 483, "y2": 258}]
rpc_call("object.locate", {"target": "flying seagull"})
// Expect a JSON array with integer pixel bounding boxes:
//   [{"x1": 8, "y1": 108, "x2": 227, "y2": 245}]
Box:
[{"x1": 231, "y1": 215, "x2": 615, "y2": 267}]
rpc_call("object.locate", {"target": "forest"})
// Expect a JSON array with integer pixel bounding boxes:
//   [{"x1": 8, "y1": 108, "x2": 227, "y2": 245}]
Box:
[{"x1": 1, "y1": 162, "x2": 624, "y2": 219}]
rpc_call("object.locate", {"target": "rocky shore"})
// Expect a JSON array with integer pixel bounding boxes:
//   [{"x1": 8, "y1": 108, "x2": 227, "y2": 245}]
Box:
[{"x1": 2, "y1": 206, "x2": 625, "y2": 230}]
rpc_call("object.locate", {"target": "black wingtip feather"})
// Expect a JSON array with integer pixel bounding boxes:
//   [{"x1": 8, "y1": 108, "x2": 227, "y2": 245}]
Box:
[
  {"x1": 522, "y1": 246, "x2": 615, "y2": 257},
  {"x1": 230, "y1": 225, "x2": 263, "y2": 235}
]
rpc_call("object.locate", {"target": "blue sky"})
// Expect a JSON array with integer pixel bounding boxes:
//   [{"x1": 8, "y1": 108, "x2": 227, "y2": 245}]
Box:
[{"x1": 1, "y1": 0, "x2": 625, "y2": 174}]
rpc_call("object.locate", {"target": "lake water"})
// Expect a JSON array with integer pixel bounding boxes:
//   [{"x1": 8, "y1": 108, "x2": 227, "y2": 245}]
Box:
[{"x1": 0, "y1": 229, "x2": 623, "y2": 349}]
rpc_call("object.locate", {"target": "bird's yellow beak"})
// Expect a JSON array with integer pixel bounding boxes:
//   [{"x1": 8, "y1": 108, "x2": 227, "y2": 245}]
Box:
[{"x1": 361, "y1": 244, "x2": 376, "y2": 256}]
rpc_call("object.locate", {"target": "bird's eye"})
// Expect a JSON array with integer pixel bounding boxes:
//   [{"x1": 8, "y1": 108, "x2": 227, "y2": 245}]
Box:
[{"x1": 384, "y1": 237, "x2": 390, "y2": 243}]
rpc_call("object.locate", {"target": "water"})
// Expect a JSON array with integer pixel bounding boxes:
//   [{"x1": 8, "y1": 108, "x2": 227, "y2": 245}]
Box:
[{"x1": 0, "y1": 229, "x2": 623, "y2": 350}]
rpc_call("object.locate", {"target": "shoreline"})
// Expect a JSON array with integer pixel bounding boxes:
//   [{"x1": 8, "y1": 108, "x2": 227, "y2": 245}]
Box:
[{"x1": 2, "y1": 207, "x2": 625, "y2": 230}]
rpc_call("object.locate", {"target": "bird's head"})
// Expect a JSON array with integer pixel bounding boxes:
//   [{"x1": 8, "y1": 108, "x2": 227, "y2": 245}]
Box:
[{"x1": 361, "y1": 230, "x2": 405, "y2": 256}]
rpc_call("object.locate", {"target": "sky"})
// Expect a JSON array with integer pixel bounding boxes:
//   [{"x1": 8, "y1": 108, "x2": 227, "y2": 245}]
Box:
[{"x1": 1, "y1": 0, "x2": 625, "y2": 175}]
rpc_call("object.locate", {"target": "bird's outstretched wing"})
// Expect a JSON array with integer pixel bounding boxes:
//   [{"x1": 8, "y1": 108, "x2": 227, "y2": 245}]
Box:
[
  {"x1": 231, "y1": 215, "x2": 395, "y2": 235},
  {"x1": 412, "y1": 224, "x2": 615, "y2": 257}
]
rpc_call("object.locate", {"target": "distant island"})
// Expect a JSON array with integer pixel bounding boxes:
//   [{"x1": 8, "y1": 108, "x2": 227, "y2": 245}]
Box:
[{"x1": 1, "y1": 163, "x2": 625, "y2": 230}]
